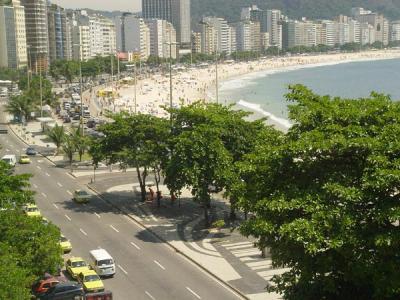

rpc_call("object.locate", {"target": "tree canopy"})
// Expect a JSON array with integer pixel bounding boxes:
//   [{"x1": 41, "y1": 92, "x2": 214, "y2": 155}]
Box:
[{"x1": 235, "y1": 85, "x2": 400, "y2": 299}]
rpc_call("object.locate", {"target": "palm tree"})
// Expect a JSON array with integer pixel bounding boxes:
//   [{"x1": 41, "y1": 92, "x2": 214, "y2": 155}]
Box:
[
  {"x1": 62, "y1": 135, "x2": 76, "y2": 172},
  {"x1": 5, "y1": 95, "x2": 35, "y2": 123},
  {"x1": 71, "y1": 127, "x2": 88, "y2": 161},
  {"x1": 47, "y1": 124, "x2": 65, "y2": 155}
]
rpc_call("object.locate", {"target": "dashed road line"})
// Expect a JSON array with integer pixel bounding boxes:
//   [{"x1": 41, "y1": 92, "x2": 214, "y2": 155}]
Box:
[
  {"x1": 153, "y1": 260, "x2": 165, "y2": 270},
  {"x1": 130, "y1": 242, "x2": 140, "y2": 250},
  {"x1": 67, "y1": 190, "x2": 72, "y2": 196},
  {"x1": 64, "y1": 214, "x2": 71, "y2": 221},
  {"x1": 45, "y1": 172, "x2": 50, "y2": 177},
  {"x1": 145, "y1": 291, "x2": 156, "y2": 300},
  {"x1": 57, "y1": 182, "x2": 63, "y2": 187},
  {"x1": 53, "y1": 203, "x2": 59, "y2": 209},
  {"x1": 79, "y1": 228, "x2": 88, "y2": 236},
  {"x1": 110, "y1": 225, "x2": 119, "y2": 233},
  {"x1": 94, "y1": 212, "x2": 101, "y2": 219},
  {"x1": 41, "y1": 192, "x2": 47, "y2": 198},
  {"x1": 117, "y1": 264, "x2": 128, "y2": 275},
  {"x1": 36, "y1": 165, "x2": 41, "y2": 170},
  {"x1": 33, "y1": 184, "x2": 38, "y2": 189},
  {"x1": 186, "y1": 287, "x2": 201, "y2": 299}
]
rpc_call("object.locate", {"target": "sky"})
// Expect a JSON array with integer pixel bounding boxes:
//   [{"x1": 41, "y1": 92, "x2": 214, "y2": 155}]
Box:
[{"x1": 51, "y1": 0, "x2": 141, "y2": 12}]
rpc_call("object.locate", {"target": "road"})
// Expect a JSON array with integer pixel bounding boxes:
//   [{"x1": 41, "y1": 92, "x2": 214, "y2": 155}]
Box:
[{"x1": 0, "y1": 130, "x2": 242, "y2": 300}]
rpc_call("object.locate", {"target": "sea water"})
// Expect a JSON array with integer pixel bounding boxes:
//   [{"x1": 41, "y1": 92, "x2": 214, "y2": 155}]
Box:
[{"x1": 219, "y1": 58, "x2": 400, "y2": 129}]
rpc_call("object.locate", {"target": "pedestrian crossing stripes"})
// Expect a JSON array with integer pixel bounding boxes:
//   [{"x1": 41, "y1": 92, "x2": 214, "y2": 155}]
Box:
[{"x1": 221, "y1": 241, "x2": 290, "y2": 282}]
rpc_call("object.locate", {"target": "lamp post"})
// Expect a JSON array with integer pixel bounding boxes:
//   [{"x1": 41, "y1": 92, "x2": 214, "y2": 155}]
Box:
[
  {"x1": 74, "y1": 43, "x2": 84, "y2": 136},
  {"x1": 215, "y1": 50, "x2": 219, "y2": 104},
  {"x1": 26, "y1": 45, "x2": 31, "y2": 90},
  {"x1": 164, "y1": 37, "x2": 178, "y2": 123}
]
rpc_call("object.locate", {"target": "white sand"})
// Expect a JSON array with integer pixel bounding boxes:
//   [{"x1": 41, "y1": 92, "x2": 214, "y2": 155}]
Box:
[{"x1": 92, "y1": 50, "x2": 400, "y2": 117}]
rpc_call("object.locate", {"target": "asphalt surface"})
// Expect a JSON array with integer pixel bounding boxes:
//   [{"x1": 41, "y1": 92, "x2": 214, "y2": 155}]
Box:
[{"x1": 0, "y1": 130, "x2": 243, "y2": 300}]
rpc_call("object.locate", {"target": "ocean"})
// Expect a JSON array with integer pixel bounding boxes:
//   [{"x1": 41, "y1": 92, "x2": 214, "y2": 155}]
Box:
[{"x1": 219, "y1": 58, "x2": 400, "y2": 129}]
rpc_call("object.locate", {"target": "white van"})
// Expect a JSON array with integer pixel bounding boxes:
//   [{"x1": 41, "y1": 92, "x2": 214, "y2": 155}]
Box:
[
  {"x1": 1, "y1": 154, "x2": 16, "y2": 167},
  {"x1": 89, "y1": 249, "x2": 115, "y2": 277}
]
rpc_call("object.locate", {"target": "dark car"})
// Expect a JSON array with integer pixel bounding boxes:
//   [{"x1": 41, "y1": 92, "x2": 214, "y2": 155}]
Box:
[
  {"x1": 26, "y1": 146, "x2": 37, "y2": 156},
  {"x1": 72, "y1": 114, "x2": 80, "y2": 121},
  {"x1": 86, "y1": 120, "x2": 96, "y2": 129},
  {"x1": 63, "y1": 117, "x2": 71, "y2": 123},
  {"x1": 38, "y1": 281, "x2": 84, "y2": 300}
]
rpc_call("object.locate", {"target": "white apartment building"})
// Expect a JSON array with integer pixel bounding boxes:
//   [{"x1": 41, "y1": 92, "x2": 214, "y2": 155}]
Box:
[
  {"x1": 0, "y1": 0, "x2": 27, "y2": 69},
  {"x1": 348, "y1": 19, "x2": 361, "y2": 43},
  {"x1": 390, "y1": 21, "x2": 400, "y2": 42},
  {"x1": 202, "y1": 17, "x2": 235, "y2": 55},
  {"x1": 200, "y1": 20, "x2": 217, "y2": 55},
  {"x1": 124, "y1": 15, "x2": 150, "y2": 60},
  {"x1": 360, "y1": 22, "x2": 375, "y2": 45},
  {"x1": 146, "y1": 19, "x2": 176, "y2": 59},
  {"x1": 338, "y1": 22, "x2": 350, "y2": 45},
  {"x1": 267, "y1": 9, "x2": 282, "y2": 49}
]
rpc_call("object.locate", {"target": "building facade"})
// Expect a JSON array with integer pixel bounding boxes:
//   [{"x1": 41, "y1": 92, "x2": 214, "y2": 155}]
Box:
[
  {"x1": 146, "y1": 18, "x2": 177, "y2": 59},
  {"x1": 267, "y1": 9, "x2": 282, "y2": 49}
]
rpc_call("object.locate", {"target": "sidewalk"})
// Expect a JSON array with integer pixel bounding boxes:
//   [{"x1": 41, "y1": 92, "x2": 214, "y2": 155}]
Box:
[{"x1": 11, "y1": 121, "x2": 284, "y2": 300}]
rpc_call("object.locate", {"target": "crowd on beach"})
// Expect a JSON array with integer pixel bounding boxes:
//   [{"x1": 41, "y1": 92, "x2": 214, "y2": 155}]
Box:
[{"x1": 85, "y1": 50, "x2": 400, "y2": 119}]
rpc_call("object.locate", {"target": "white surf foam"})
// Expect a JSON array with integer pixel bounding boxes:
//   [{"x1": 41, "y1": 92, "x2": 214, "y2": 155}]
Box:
[{"x1": 236, "y1": 100, "x2": 292, "y2": 129}]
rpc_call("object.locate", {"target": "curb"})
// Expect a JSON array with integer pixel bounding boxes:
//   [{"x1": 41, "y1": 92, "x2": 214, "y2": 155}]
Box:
[
  {"x1": 7, "y1": 124, "x2": 57, "y2": 167},
  {"x1": 86, "y1": 184, "x2": 249, "y2": 300}
]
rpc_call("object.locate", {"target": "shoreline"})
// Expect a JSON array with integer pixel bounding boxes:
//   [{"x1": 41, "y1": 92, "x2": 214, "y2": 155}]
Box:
[{"x1": 98, "y1": 50, "x2": 400, "y2": 127}]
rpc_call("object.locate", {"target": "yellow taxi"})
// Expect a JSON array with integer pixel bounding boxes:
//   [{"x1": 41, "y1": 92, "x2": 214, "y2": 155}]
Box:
[
  {"x1": 19, "y1": 154, "x2": 31, "y2": 164},
  {"x1": 66, "y1": 257, "x2": 90, "y2": 279},
  {"x1": 23, "y1": 203, "x2": 41, "y2": 217},
  {"x1": 59, "y1": 235, "x2": 72, "y2": 253},
  {"x1": 77, "y1": 270, "x2": 104, "y2": 293}
]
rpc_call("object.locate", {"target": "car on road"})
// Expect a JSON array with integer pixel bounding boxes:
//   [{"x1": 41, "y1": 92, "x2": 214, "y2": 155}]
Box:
[
  {"x1": 66, "y1": 257, "x2": 90, "y2": 279},
  {"x1": 59, "y1": 235, "x2": 72, "y2": 253},
  {"x1": 73, "y1": 190, "x2": 91, "y2": 203},
  {"x1": 38, "y1": 281, "x2": 84, "y2": 300},
  {"x1": 23, "y1": 203, "x2": 41, "y2": 217},
  {"x1": 1, "y1": 154, "x2": 16, "y2": 167},
  {"x1": 19, "y1": 154, "x2": 31, "y2": 164},
  {"x1": 32, "y1": 277, "x2": 60, "y2": 297},
  {"x1": 77, "y1": 270, "x2": 104, "y2": 293},
  {"x1": 26, "y1": 146, "x2": 37, "y2": 156}
]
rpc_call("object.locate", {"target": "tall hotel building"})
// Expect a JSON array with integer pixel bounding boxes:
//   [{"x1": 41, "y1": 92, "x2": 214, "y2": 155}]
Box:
[
  {"x1": 142, "y1": 0, "x2": 191, "y2": 47},
  {"x1": 21, "y1": 0, "x2": 49, "y2": 71},
  {"x1": 0, "y1": 0, "x2": 28, "y2": 69}
]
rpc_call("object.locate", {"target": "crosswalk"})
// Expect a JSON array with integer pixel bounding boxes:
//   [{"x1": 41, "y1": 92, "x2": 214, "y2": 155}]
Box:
[{"x1": 221, "y1": 241, "x2": 290, "y2": 282}]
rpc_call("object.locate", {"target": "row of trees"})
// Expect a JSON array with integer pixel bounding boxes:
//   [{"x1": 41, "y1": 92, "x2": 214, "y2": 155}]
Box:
[
  {"x1": 89, "y1": 86, "x2": 400, "y2": 299},
  {"x1": 49, "y1": 55, "x2": 127, "y2": 83},
  {"x1": 0, "y1": 161, "x2": 62, "y2": 299}
]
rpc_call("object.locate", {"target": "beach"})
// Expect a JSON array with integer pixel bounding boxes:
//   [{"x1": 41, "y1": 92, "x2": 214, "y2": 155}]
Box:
[{"x1": 92, "y1": 49, "x2": 400, "y2": 120}]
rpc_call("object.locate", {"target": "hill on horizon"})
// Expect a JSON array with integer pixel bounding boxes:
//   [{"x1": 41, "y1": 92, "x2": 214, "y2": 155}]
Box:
[{"x1": 191, "y1": 0, "x2": 400, "y2": 27}]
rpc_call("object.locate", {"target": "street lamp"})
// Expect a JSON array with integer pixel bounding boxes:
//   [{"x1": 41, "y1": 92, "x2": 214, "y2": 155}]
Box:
[
  {"x1": 74, "y1": 43, "x2": 84, "y2": 136},
  {"x1": 164, "y1": 37, "x2": 178, "y2": 123},
  {"x1": 215, "y1": 50, "x2": 219, "y2": 104}
]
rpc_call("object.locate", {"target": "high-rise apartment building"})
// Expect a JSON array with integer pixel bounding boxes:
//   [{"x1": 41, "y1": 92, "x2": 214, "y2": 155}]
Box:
[
  {"x1": 267, "y1": 10, "x2": 282, "y2": 49},
  {"x1": 235, "y1": 21, "x2": 261, "y2": 52},
  {"x1": 191, "y1": 32, "x2": 201, "y2": 53},
  {"x1": 47, "y1": 3, "x2": 71, "y2": 62},
  {"x1": 123, "y1": 15, "x2": 150, "y2": 60},
  {"x1": 202, "y1": 17, "x2": 235, "y2": 55},
  {"x1": 142, "y1": 0, "x2": 190, "y2": 46},
  {"x1": 0, "y1": 0, "x2": 27, "y2": 69},
  {"x1": 353, "y1": 9, "x2": 389, "y2": 45},
  {"x1": 390, "y1": 21, "x2": 400, "y2": 42},
  {"x1": 145, "y1": 19, "x2": 176, "y2": 59},
  {"x1": 21, "y1": 0, "x2": 49, "y2": 71},
  {"x1": 200, "y1": 20, "x2": 217, "y2": 55},
  {"x1": 283, "y1": 20, "x2": 316, "y2": 50}
]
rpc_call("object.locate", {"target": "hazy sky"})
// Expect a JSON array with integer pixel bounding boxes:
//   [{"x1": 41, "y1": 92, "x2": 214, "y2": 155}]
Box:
[{"x1": 51, "y1": 0, "x2": 141, "y2": 12}]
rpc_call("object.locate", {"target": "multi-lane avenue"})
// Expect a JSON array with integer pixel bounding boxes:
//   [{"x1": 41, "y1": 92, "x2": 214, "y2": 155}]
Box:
[{"x1": 0, "y1": 129, "x2": 242, "y2": 300}]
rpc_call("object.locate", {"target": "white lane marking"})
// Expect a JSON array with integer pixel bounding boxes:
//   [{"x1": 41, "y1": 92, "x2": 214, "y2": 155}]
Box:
[
  {"x1": 130, "y1": 242, "x2": 140, "y2": 250},
  {"x1": 57, "y1": 182, "x2": 62, "y2": 187},
  {"x1": 36, "y1": 165, "x2": 41, "y2": 170},
  {"x1": 67, "y1": 190, "x2": 72, "y2": 196},
  {"x1": 64, "y1": 214, "x2": 71, "y2": 221},
  {"x1": 186, "y1": 287, "x2": 201, "y2": 299},
  {"x1": 117, "y1": 264, "x2": 128, "y2": 275},
  {"x1": 5, "y1": 149, "x2": 9, "y2": 152},
  {"x1": 153, "y1": 260, "x2": 165, "y2": 270},
  {"x1": 79, "y1": 228, "x2": 88, "y2": 236},
  {"x1": 45, "y1": 172, "x2": 50, "y2": 177},
  {"x1": 41, "y1": 192, "x2": 47, "y2": 198},
  {"x1": 145, "y1": 291, "x2": 156, "y2": 300},
  {"x1": 94, "y1": 212, "x2": 101, "y2": 219},
  {"x1": 110, "y1": 225, "x2": 119, "y2": 233},
  {"x1": 37, "y1": 160, "x2": 43, "y2": 163},
  {"x1": 53, "y1": 203, "x2": 59, "y2": 209},
  {"x1": 33, "y1": 184, "x2": 38, "y2": 189}
]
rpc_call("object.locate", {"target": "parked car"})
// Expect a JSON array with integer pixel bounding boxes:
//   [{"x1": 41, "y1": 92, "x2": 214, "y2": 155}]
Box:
[
  {"x1": 63, "y1": 116, "x2": 71, "y2": 123},
  {"x1": 77, "y1": 270, "x2": 104, "y2": 293},
  {"x1": 66, "y1": 257, "x2": 90, "y2": 279},
  {"x1": 32, "y1": 277, "x2": 60, "y2": 297},
  {"x1": 73, "y1": 190, "x2": 91, "y2": 204},
  {"x1": 19, "y1": 154, "x2": 31, "y2": 164},
  {"x1": 85, "y1": 291, "x2": 113, "y2": 300},
  {"x1": 26, "y1": 146, "x2": 37, "y2": 156},
  {"x1": 38, "y1": 281, "x2": 84, "y2": 300},
  {"x1": 1, "y1": 154, "x2": 16, "y2": 167},
  {"x1": 59, "y1": 235, "x2": 72, "y2": 253}
]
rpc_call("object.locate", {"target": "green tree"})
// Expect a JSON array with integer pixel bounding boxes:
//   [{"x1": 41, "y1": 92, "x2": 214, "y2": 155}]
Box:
[
  {"x1": 47, "y1": 124, "x2": 65, "y2": 155},
  {"x1": 5, "y1": 94, "x2": 35, "y2": 123},
  {"x1": 237, "y1": 85, "x2": 400, "y2": 299},
  {"x1": 71, "y1": 127, "x2": 89, "y2": 162},
  {"x1": 62, "y1": 135, "x2": 76, "y2": 171}
]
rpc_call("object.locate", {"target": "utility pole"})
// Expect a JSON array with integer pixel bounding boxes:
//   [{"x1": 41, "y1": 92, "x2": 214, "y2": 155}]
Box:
[
  {"x1": 39, "y1": 54, "x2": 43, "y2": 118},
  {"x1": 134, "y1": 56, "x2": 137, "y2": 114},
  {"x1": 27, "y1": 45, "x2": 31, "y2": 90},
  {"x1": 79, "y1": 45, "x2": 83, "y2": 136},
  {"x1": 111, "y1": 54, "x2": 114, "y2": 112},
  {"x1": 215, "y1": 50, "x2": 219, "y2": 104}
]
